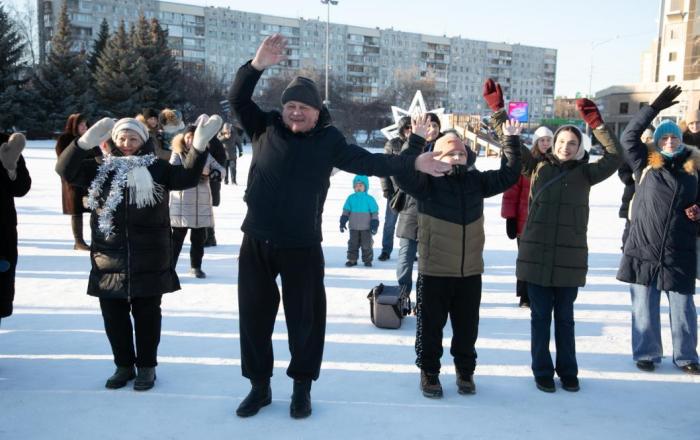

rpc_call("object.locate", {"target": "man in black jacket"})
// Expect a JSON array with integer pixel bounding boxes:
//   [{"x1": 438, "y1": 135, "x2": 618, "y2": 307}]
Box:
[{"x1": 230, "y1": 34, "x2": 451, "y2": 419}]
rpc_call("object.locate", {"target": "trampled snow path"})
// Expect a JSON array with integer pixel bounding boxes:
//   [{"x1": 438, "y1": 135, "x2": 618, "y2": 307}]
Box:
[{"x1": 0, "y1": 142, "x2": 697, "y2": 439}]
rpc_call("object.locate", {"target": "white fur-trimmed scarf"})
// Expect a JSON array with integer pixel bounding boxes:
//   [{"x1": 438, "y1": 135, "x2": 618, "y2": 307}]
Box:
[{"x1": 87, "y1": 153, "x2": 164, "y2": 237}]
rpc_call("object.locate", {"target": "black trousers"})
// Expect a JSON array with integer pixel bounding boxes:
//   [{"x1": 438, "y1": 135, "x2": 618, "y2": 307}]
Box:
[
  {"x1": 99, "y1": 295, "x2": 162, "y2": 368},
  {"x1": 415, "y1": 273, "x2": 482, "y2": 375},
  {"x1": 225, "y1": 159, "x2": 237, "y2": 184},
  {"x1": 0, "y1": 228, "x2": 18, "y2": 318},
  {"x1": 515, "y1": 238, "x2": 528, "y2": 302},
  {"x1": 172, "y1": 227, "x2": 206, "y2": 269},
  {"x1": 238, "y1": 234, "x2": 326, "y2": 381},
  {"x1": 347, "y1": 229, "x2": 373, "y2": 263}
]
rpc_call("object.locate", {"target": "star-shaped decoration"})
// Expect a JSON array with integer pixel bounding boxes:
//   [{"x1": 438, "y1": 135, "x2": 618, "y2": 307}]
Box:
[{"x1": 380, "y1": 90, "x2": 445, "y2": 140}]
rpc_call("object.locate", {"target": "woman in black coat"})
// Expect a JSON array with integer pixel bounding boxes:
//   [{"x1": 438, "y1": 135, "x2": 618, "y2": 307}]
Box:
[
  {"x1": 56, "y1": 115, "x2": 221, "y2": 390},
  {"x1": 0, "y1": 133, "x2": 31, "y2": 324},
  {"x1": 617, "y1": 86, "x2": 700, "y2": 374}
]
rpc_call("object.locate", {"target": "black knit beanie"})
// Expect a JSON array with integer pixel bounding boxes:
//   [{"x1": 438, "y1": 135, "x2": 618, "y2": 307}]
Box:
[{"x1": 281, "y1": 76, "x2": 323, "y2": 110}]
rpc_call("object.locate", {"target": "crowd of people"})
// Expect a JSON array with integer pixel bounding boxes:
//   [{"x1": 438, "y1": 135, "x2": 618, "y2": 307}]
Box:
[{"x1": 1, "y1": 33, "x2": 699, "y2": 420}]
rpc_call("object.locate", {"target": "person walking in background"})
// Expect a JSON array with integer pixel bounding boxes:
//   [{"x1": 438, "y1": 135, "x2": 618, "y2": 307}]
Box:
[
  {"x1": 488, "y1": 78, "x2": 623, "y2": 394},
  {"x1": 219, "y1": 122, "x2": 243, "y2": 185},
  {"x1": 55, "y1": 113, "x2": 100, "y2": 250},
  {"x1": 340, "y1": 175, "x2": 379, "y2": 267},
  {"x1": 169, "y1": 124, "x2": 225, "y2": 279},
  {"x1": 499, "y1": 125, "x2": 553, "y2": 308},
  {"x1": 0, "y1": 133, "x2": 31, "y2": 326},
  {"x1": 395, "y1": 115, "x2": 521, "y2": 398},
  {"x1": 395, "y1": 112, "x2": 442, "y2": 297},
  {"x1": 617, "y1": 85, "x2": 700, "y2": 375},
  {"x1": 56, "y1": 115, "x2": 220, "y2": 391},
  {"x1": 378, "y1": 116, "x2": 411, "y2": 261}
]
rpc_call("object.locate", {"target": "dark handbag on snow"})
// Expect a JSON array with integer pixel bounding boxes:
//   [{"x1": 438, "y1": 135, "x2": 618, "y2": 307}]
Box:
[
  {"x1": 390, "y1": 190, "x2": 407, "y2": 213},
  {"x1": 367, "y1": 284, "x2": 412, "y2": 329}
]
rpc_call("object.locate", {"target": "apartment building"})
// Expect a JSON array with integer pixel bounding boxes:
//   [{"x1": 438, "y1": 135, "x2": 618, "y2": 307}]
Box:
[{"x1": 38, "y1": 0, "x2": 557, "y2": 118}]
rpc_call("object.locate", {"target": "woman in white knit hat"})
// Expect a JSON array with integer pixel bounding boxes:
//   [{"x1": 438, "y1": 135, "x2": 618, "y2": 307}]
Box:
[
  {"x1": 56, "y1": 115, "x2": 222, "y2": 391},
  {"x1": 500, "y1": 125, "x2": 553, "y2": 308}
]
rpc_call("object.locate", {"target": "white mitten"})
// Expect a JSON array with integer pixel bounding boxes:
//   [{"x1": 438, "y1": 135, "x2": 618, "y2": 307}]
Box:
[
  {"x1": 77, "y1": 118, "x2": 115, "y2": 150},
  {"x1": 0, "y1": 133, "x2": 26, "y2": 179},
  {"x1": 193, "y1": 114, "x2": 223, "y2": 152}
]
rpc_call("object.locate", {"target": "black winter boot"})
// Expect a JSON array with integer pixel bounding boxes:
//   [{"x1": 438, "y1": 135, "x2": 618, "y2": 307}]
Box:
[
  {"x1": 105, "y1": 366, "x2": 136, "y2": 389},
  {"x1": 535, "y1": 376, "x2": 555, "y2": 393},
  {"x1": 71, "y1": 215, "x2": 89, "y2": 251},
  {"x1": 133, "y1": 367, "x2": 156, "y2": 391},
  {"x1": 236, "y1": 379, "x2": 272, "y2": 417},
  {"x1": 420, "y1": 370, "x2": 443, "y2": 398},
  {"x1": 560, "y1": 375, "x2": 580, "y2": 392},
  {"x1": 290, "y1": 379, "x2": 312, "y2": 419},
  {"x1": 456, "y1": 370, "x2": 476, "y2": 395}
]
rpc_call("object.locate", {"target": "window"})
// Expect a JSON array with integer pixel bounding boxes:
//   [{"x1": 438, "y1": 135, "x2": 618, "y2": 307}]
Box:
[
  {"x1": 669, "y1": 52, "x2": 677, "y2": 61},
  {"x1": 619, "y1": 102, "x2": 629, "y2": 114},
  {"x1": 667, "y1": 75, "x2": 676, "y2": 81}
]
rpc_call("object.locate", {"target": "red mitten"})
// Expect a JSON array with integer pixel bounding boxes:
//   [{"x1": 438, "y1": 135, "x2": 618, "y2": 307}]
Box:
[
  {"x1": 482, "y1": 78, "x2": 504, "y2": 112},
  {"x1": 576, "y1": 98, "x2": 603, "y2": 129}
]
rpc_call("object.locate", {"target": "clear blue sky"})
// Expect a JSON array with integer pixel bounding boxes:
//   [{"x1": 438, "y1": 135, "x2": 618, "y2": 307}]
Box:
[{"x1": 181, "y1": 0, "x2": 660, "y2": 97}]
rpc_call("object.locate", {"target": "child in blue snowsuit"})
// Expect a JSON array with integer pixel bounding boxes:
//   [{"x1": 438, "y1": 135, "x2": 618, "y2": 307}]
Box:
[{"x1": 340, "y1": 175, "x2": 379, "y2": 267}]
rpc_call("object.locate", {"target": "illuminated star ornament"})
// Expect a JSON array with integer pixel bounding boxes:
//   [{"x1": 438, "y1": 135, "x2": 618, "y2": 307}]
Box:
[{"x1": 380, "y1": 90, "x2": 445, "y2": 140}]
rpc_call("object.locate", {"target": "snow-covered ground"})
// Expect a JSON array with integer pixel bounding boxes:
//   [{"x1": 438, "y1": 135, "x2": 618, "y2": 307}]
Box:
[{"x1": 1, "y1": 141, "x2": 697, "y2": 439}]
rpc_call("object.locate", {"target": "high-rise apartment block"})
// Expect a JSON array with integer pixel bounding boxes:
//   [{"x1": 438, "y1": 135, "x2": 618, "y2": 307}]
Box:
[{"x1": 38, "y1": 0, "x2": 557, "y2": 118}]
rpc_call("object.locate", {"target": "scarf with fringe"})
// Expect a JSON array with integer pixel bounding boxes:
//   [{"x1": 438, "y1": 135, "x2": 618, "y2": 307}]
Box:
[{"x1": 87, "y1": 153, "x2": 164, "y2": 237}]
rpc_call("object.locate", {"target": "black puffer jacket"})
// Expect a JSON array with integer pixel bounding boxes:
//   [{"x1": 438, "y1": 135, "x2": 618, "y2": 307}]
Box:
[
  {"x1": 229, "y1": 61, "x2": 414, "y2": 248},
  {"x1": 617, "y1": 105, "x2": 700, "y2": 293},
  {"x1": 55, "y1": 138, "x2": 207, "y2": 299}
]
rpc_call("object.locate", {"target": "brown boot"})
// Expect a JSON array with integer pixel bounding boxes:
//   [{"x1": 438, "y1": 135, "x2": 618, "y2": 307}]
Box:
[
  {"x1": 420, "y1": 370, "x2": 443, "y2": 398},
  {"x1": 71, "y1": 214, "x2": 89, "y2": 251}
]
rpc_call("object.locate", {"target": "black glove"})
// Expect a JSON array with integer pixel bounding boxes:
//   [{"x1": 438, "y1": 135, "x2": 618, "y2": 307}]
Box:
[
  {"x1": 340, "y1": 215, "x2": 348, "y2": 233},
  {"x1": 450, "y1": 164, "x2": 467, "y2": 177},
  {"x1": 238, "y1": 151, "x2": 243, "y2": 158},
  {"x1": 209, "y1": 169, "x2": 222, "y2": 182},
  {"x1": 370, "y1": 219, "x2": 379, "y2": 235},
  {"x1": 651, "y1": 85, "x2": 682, "y2": 111},
  {"x1": 506, "y1": 218, "x2": 517, "y2": 240}
]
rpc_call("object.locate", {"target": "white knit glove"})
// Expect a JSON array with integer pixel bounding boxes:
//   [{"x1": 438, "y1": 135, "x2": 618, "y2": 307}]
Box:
[
  {"x1": 0, "y1": 133, "x2": 26, "y2": 180},
  {"x1": 193, "y1": 115, "x2": 223, "y2": 153},
  {"x1": 77, "y1": 118, "x2": 115, "y2": 150}
]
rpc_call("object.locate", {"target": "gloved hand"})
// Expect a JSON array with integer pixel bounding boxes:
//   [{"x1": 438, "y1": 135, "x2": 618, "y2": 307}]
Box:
[
  {"x1": 78, "y1": 118, "x2": 114, "y2": 150},
  {"x1": 0, "y1": 133, "x2": 26, "y2": 178},
  {"x1": 651, "y1": 85, "x2": 682, "y2": 111},
  {"x1": 340, "y1": 215, "x2": 348, "y2": 233},
  {"x1": 576, "y1": 98, "x2": 604, "y2": 129},
  {"x1": 506, "y1": 218, "x2": 517, "y2": 240},
  {"x1": 450, "y1": 164, "x2": 467, "y2": 177},
  {"x1": 482, "y1": 78, "x2": 504, "y2": 112},
  {"x1": 209, "y1": 169, "x2": 222, "y2": 182},
  {"x1": 370, "y1": 219, "x2": 379, "y2": 235},
  {"x1": 238, "y1": 151, "x2": 243, "y2": 158},
  {"x1": 193, "y1": 114, "x2": 224, "y2": 152}
]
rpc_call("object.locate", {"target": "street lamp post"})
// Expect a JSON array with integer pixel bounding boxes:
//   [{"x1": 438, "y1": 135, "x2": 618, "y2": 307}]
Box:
[{"x1": 321, "y1": 0, "x2": 338, "y2": 107}]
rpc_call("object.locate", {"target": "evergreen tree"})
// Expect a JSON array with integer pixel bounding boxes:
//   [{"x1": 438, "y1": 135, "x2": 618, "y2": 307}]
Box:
[
  {"x1": 33, "y1": 0, "x2": 93, "y2": 131},
  {"x1": 0, "y1": 4, "x2": 31, "y2": 131},
  {"x1": 94, "y1": 20, "x2": 148, "y2": 117},
  {"x1": 131, "y1": 14, "x2": 158, "y2": 109},
  {"x1": 148, "y1": 18, "x2": 182, "y2": 109},
  {"x1": 88, "y1": 19, "x2": 109, "y2": 74}
]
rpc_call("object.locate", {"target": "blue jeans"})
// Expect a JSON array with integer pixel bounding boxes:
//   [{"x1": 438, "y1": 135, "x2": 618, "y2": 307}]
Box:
[
  {"x1": 396, "y1": 238, "x2": 418, "y2": 294},
  {"x1": 630, "y1": 282, "x2": 698, "y2": 367},
  {"x1": 381, "y1": 199, "x2": 399, "y2": 255},
  {"x1": 528, "y1": 283, "x2": 578, "y2": 378}
]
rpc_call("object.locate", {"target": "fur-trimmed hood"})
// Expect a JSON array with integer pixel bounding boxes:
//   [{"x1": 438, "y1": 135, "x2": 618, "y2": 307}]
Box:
[
  {"x1": 170, "y1": 133, "x2": 189, "y2": 155},
  {"x1": 647, "y1": 143, "x2": 700, "y2": 174}
]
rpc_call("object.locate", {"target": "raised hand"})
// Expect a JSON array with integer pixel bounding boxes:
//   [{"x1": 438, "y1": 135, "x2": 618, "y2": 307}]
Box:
[
  {"x1": 414, "y1": 151, "x2": 453, "y2": 177},
  {"x1": 0, "y1": 133, "x2": 26, "y2": 176},
  {"x1": 78, "y1": 117, "x2": 114, "y2": 150},
  {"x1": 502, "y1": 119, "x2": 522, "y2": 136},
  {"x1": 193, "y1": 114, "x2": 224, "y2": 152},
  {"x1": 411, "y1": 113, "x2": 431, "y2": 140},
  {"x1": 251, "y1": 34, "x2": 288, "y2": 71},
  {"x1": 576, "y1": 98, "x2": 604, "y2": 129},
  {"x1": 651, "y1": 85, "x2": 682, "y2": 111},
  {"x1": 483, "y1": 78, "x2": 504, "y2": 112}
]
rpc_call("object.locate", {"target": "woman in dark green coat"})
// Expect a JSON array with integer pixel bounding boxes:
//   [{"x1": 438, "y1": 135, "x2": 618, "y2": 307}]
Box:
[{"x1": 485, "y1": 79, "x2": 622, "y2": 393}]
